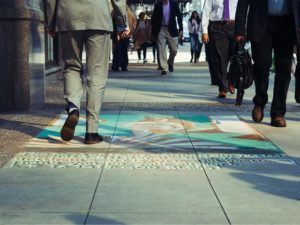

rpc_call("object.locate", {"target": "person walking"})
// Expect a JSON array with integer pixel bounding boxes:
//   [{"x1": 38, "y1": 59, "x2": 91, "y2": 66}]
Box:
[
  {"x1": 134, "y1": 12, "x2": 151, "y2": 63},
  {"x1": 202, "y1": 0, "x2": 238, "y2": 98},
  {"x1": 293, "y1": 0, "x2": 300, "y2": 103},
  {"x1": 45, "y1": 0, "x2": 129, "y2": 143},
  {"x1": 188, "y1": 11, "x2": 202, "y2": 63},
  {"x1": 235, "y1": 0, "x2": 298, "y2": 127},
  {"x1": 151, "y1": 0, "x2": 183, "y2": 75},
  {"x1": 111, "y1": 6, "x2": 137, "y2": 71}
]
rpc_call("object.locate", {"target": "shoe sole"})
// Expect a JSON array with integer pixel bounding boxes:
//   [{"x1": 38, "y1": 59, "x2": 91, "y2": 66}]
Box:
[
  {"x1": 84, "y1": 137, "x2": 103, "y2": 145},
  {"x1": 60, "y1": 114, "x2": 79, "y2": 141},
  {"x1": 271, "y1": 121, "x2": 286, "y2": 127},
  {"x1": 84, "y1": 139, "x2": 102, "y2": 144}
]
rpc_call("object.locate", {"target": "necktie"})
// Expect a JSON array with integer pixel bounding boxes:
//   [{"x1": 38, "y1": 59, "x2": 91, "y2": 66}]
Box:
[{"x1": 223, "y1": 0, "x2": 230, "y2": 21}]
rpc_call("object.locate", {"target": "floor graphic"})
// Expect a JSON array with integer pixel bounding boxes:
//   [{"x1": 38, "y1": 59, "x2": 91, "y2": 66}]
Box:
[
  {"x1": 6, "y1": 112, "x2": 294, "y2": 169},
  {"x1": 26, "y1": 112, "x2": 281, "y2": 153}
]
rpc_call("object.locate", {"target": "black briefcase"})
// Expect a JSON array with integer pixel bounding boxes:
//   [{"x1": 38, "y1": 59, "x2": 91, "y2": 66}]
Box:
[{"x1": 228, "y1": 42, "x2": 254, "y2": 106}]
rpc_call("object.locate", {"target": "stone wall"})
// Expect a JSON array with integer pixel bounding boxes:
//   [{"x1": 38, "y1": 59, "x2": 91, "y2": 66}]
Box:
[{"x1": 0, "y1": 0, "x2": 45, "y2": 110}]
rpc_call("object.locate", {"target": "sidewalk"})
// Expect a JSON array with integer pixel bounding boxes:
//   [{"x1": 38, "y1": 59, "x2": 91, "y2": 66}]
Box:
[{"x1": 0, "y1": 46, "x2": 300, "y2": 225}]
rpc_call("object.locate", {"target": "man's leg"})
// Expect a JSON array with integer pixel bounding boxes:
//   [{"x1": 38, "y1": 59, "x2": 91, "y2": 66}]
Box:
[
  {"x1": 271, "y1": 16, "x2": 294, "y2": 126},
  {"x1": 157, "y1": 27, "x2": 168, "y2": 73},
  {"x1": 60, "y1": 31, "x2": 84, "y2": 110},
  {"x1": 59, "y1": 31, "x2": 84, "y2": 141},
  {"x1": 205, "y1": 42, "x2": 218, "y2": 85},
  {"x1": 295, "y1": 46, "x2": 300, "y2": 103},
  {"x1": 85, "y1": 30, "x2": 110, "y2": 134},
  {"x1": 166, "y1": 32, "x2": 178, "y2": 70},
  {"x1": 209, "y1": 23, "x2": 230, "y2": 95},
  {"x1": 120, "y1": 38, "x2": 130, "y2": 70},
  {"x1": 112, "y1": 40, "x2": 121, "y2": 71},
  {"x1": 251, "y1": 34, "x2": 273, "y2": 107},
  {"x1": 251, "y1": 22, "x2": 273, "y2": 122}
]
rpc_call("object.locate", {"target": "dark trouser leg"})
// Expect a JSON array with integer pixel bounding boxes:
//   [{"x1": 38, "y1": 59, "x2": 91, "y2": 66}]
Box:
[
  {"x1": 205, "y1": 42, "x2": 218, "y2": 85},
  {"x1": 120, "y1": 38, "x2": 130, "y2": 70},
  {"x1": 251, "y1": 32, "x2": 273, "y2": 107},
  {"x1": 142, "y1": 43, "x2": 147, "y2": 60},
  {"x1": 137, "y1": 49, "x2": 141, "y2": 60},
  {"x1": 295, "y1": 46, "x2": 300, "y2": 102},
  {"x1": 152, "y1": 42, "x2": 156, "y2": 61},
  {"x1": 196, "y1": 41, "x2": 203, "y2": 61},
  {"x1": 190, "y1": 49, "x2": 194, "y2": 62},
  {"x1": 112, "y1": 40, "x2": 121, "y2": 70},
  {"x1": 271, "y1": 16, "x2": 294, "y2": 117},
  {"x1": 209, "y1": 24, "x2": 231, "y2": 92}
]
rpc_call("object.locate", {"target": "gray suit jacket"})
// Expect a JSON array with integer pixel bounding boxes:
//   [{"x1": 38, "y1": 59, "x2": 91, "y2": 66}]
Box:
[{"x1": 45, "y1": 0, "x2": 128, "y2": 32}]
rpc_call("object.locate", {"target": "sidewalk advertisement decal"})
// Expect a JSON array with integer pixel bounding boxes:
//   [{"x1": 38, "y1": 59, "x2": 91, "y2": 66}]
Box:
[
  {"x1": 6, "y1": 112, "x2": 295, "y2": 169},
  {"x1": 26, "y1": 112, "x2": 281, "y2": 153}
]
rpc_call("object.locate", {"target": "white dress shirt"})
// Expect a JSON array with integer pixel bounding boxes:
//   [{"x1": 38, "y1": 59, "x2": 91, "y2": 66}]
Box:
[{"x1": 201, "y1": 0, "x2": 239, "y2": 34}]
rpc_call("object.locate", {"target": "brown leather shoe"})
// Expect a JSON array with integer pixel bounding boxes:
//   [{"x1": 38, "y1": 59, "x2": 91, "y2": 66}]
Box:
[
  {"x1": 218, "y1": 91, "x2": 226, "y2": 98},
  {"x1": 252, "y1": 105, "x2": 264, "y2": 122},
  {"x1": 271, "y1": 116, "x2": 286, "y2": 127},
  {"x1": 60, "y1": 109, "x2": 79, "y2": 141}
]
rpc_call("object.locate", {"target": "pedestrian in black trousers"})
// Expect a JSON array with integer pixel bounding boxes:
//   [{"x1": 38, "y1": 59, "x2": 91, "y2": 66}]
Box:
[
  {"x1": 292, "y1": 0, "x2": 300, "y2": 103},
  {"x1": 235, "y1": 0, "x2": 299, "y2": 127},
  {"x1": 202, "y1": 0, "x2": 238, "y2": 98},
  {"x1": 111, "y1": 37, "x2": 130, "y2": 71},
  {"x1": 205, "y1": 41, "x2": 218, "y2": 85}
]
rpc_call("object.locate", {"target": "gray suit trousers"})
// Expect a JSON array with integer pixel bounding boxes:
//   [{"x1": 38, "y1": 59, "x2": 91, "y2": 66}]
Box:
[{"x1": 60, "y1": 30, "x2": 110, "y2": 133}]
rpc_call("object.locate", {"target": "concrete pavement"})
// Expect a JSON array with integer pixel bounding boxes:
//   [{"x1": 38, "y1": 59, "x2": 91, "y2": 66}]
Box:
[{"x1": 0, "y1": 46, "x2": 300, "y2": 224}]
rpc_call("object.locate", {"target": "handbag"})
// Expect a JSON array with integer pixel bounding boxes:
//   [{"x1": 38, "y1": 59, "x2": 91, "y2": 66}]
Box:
[{"x1": 228, "y1": 42, "x2": 254, "y2": 106}]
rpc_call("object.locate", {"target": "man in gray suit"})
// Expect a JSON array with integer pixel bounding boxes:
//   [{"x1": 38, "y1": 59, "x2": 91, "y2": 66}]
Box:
[{"x1": 45, "y1": 0, "x2": 129, "y2": 144}]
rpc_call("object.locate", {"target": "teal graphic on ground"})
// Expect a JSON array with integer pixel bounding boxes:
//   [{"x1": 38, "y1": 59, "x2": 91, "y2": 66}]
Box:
[{"x1": 31, "y1": 112, "x2": 282, "y2": 153}]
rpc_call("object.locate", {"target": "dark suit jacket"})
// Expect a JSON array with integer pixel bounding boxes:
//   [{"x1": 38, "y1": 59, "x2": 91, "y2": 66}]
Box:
[
  {"x1": 151, "y1": 0, "x2": 183, "y2": 37},
  {"x1": 235, "y1": 0, "x2": 299, "y2": 44}
]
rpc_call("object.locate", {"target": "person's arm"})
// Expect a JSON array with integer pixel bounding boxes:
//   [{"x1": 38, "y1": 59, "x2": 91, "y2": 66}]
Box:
[
  {"x1": 111, "y1": 0, "x2": 129, "y2": 37},
  {"x1": 45, "y1": 0, "x2": 58, "y2": 36},
  {"x1": 201, "y1": 0, "x2": 212, "y2": 35},
  {"x1": 151, "y1": 3, "x2": 159, "y2": 38},
  {"x1": 175, "y1": 3, "x2": 183, "y2": 33},
  {"x1": 201, "y1": 0, "x2": 213, "y2": 43},
  {"x1": 234, "y1": 0, "x2": 250, "y2": 42}
]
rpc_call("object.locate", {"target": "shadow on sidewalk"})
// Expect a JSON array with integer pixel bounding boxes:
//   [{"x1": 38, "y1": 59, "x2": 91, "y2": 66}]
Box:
[
  {"x1": 66, "y1": 214, "x2": 126, "y2": 225},
  {"x1": 220, "y1": 156, "x2": 300, "y2": 201}
]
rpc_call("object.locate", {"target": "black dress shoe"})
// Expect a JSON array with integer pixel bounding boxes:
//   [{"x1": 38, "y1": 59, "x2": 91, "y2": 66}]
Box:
[
  {"x1": 161, "y1": 70, "x2": 167, "y2": 75},
  {"x1": 252, "y1": 105, "x2": 264, "y2": 123},
  {"x1": 111, "y1": 66, "x2": 119, "y2": 71},
  {"x1": 271, "y1": 116, "x2": 286, "y2": 127},
  {"x1": 60, "y1": 109, "x2": 79, "y2": 141},
  {"x1": 84, "y1": 133, "x2": 103, "y2": 144},
  {"x1": 168, "y1": 64, "x2": 174, "y2": 72},
  {"x1": 121, "y1": 68, "x2": 128, "y2": 71}
]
